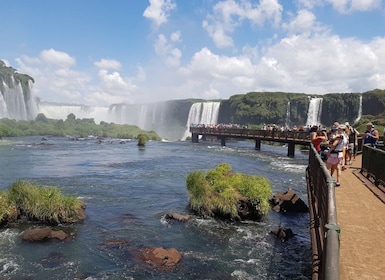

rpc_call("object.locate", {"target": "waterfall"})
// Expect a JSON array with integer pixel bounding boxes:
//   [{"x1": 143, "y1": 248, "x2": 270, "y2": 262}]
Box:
[
  {"x1": 306, "y1": 97, "x2": 323, "y2": 126},
  {"x1": 39, "y1": 102, "x2": 185, "y2": 141},
  {"x1": 182, "y1": 102, "x2": 220, "y2": 140},
  {"x1": 285, "y1": 101, "x2": 290, "y2": 128},
  {"x1": 0, "y1": 78, "x2": 38, "y2": 120},
  {"x1": 353, "y1": 94, "x2": 362, "y2": 124}
]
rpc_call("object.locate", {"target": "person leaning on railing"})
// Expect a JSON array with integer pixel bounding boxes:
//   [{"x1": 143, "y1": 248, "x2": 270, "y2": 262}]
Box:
[
  {"x1": 364, "y1": 122, "x2": 379, "y2": 148},
  {"x1": 310, "y1": 125, "x2": 328, "y2": 160}
]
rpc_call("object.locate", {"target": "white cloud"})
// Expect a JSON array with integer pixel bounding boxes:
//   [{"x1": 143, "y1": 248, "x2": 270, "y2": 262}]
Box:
[
  {"x1": 39, "y1": 48, "x2": 76, "y2": 67},
  {"x1": 154, "y1": 34, "x2": 182, "y2": 67},
  {"x1": 282, "y1": 9, "x2": 324, "y2": 35},
  {"x1": 203, "y1": 0, "x2": 283, "y2": 48},
  {"x1": 170, "y1": 30, "x2": 182, "y2": 42},
  {"x1": 94, "y1": 59, "x2": 122, "y2": 70},
  {"x1": 326, "y1": 0, "x2": 382, "y2": 13},
  {"x1": 143, "y1": 0, "x2": 176, "y2": 27}
]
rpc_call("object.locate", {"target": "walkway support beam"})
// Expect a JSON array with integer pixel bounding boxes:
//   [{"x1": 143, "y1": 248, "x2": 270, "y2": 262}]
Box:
[
  {"x1": 221, "y1": 137, "x2": 226, "y2": 147},
  {"x1": 255, "y1": 139, "x2": 261, "y2": 150},
  {"x1": 192, "y1": 133, "x2": 199, "y2": 143},
  {"x1": 287, "y1": 142, "x2": 295, "y2": 157}
]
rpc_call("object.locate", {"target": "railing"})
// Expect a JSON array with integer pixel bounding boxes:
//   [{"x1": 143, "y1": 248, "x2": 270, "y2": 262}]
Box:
[
  {"x1": 361, "y1": 144, "x2": 385, "y2": 187},
  {"x1": 306, "y1": 144, "x2": 340, "y2": 280},
  {"x1": 190, "y1": 127, "x2": 311, "y2": 143}
]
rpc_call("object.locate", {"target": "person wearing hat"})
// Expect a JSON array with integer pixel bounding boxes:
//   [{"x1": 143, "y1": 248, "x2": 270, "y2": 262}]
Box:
[
  {"x1": 364, "y1": 122, "x2": 379, "y2": 148},
  {"x1": 326, "y1": 124, "x2": 349, "y2": 186},
  {"x1": 345, "y1": 122, "x2": 359, "y2": 164}
]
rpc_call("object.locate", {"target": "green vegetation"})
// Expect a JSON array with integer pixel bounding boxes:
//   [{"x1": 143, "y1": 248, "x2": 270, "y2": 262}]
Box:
[
  {"x1": 186, "y1": 163, "x2": 272, "y2": 220},
  {"x1": 0, "y1": 60, "x2": 34, "y2": 96},
  {"x1": 1, "y1": 180, "x2": 85, "y2": 225},
  {"x1": 137, "y1": 134, "x2": 147, "y2": 146},
  {"x1": 0, "y1": 190, "x2": 13, "y2": 222},
  {"x1": 0, "y1": 113, "x2": 161, "y2": 140}
]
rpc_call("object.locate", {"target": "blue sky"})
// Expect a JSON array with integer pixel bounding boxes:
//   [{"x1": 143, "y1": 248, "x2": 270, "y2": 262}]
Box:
[{"x1": 1, "y1": 0, "x2": 385, "y2": 106}]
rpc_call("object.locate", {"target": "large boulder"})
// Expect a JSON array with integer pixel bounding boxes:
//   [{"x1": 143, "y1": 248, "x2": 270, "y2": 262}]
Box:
[
  {"x1": 22, "y1": 227, "x2": 73, "y2": 242},
  {"x1": 135, "y1": 247, "x2": 182, "y2": 270},
  {"x1": 270, "y1": 188, "x2": 309, "y2": 213}
]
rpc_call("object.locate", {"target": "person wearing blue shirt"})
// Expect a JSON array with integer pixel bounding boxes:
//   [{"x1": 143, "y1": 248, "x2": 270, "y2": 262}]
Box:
[{"x1": 364, "y1": 122, "x2": 379, "y2": 148}]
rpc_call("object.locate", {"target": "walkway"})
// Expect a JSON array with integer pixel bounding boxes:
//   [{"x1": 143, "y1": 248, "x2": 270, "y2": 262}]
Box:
[{"x1": 335, "y1": 154, "x2": 385, "y2": 279}]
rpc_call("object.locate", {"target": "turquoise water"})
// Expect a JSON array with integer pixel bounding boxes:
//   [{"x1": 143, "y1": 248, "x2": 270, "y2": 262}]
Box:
[{"x1": 0, "y1": 136, "x2": 311, "y2": 279}]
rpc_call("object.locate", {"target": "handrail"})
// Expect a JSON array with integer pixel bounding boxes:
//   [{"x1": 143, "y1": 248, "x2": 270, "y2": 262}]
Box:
[
  {"x1": 306, "y1": 144, "x2": 340, "y2": 280},
  {"x1": 361, "y1": 144, "x2": 385, "y2": 186},
  {"x1": 190, "y1": 127, "x2": 311, "y2": 143}
]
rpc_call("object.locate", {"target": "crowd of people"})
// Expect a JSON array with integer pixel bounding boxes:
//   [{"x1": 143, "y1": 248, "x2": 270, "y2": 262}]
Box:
[{"x1": 311, "y1": 121, "x2": 381, "y2": 187}]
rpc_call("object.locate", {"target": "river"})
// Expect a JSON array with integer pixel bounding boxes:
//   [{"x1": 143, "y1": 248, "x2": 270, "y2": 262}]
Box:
[{"x1": 0, "y1": 136, "x2": 311, "y2": 279}]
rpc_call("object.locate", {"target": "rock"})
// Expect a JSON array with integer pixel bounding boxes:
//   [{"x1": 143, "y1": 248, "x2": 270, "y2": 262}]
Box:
[
  {"x1": 136, "y1": 247, "x2": 181, "y2": 270},
  {"x1": 49, "y1": 229, "x2": 69, "y2": 241},
  {"x1": 22, "y1": 227, "x2": 72, "y2": 242},
  {"x1": 270, "y1": 188, "x2": 309, "y2": 213},
  {"x1": 270, "y1": 228, "x2": 295, "y2": 242},
  {"x1": 165, "y1": 212, "x2": 192, "y2": 222}
]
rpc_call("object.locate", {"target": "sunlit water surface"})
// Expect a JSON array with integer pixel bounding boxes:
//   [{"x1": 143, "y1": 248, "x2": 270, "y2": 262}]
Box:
[{"x1": 0, "y1": 136, "x2": 311, "y2": 279}]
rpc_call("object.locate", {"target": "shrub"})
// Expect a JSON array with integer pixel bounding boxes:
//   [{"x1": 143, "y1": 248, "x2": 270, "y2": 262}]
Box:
[
  {"x1": 0, "y1": 191, "x2": 12, "y2": 223},
  {"x1": 7, "y1": 180, "x2": 85, "y2": 224},
  {"x1": 186, "y1": 163, "x2": 272, "y2": 220}
]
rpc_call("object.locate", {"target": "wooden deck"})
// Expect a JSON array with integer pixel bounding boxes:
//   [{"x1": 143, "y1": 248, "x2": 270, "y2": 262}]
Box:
[{"x1": 335, "y1": 154, "x2": 385, "y2": 279}]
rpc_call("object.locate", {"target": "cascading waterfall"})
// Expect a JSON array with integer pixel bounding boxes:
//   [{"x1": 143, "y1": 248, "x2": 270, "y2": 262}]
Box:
[
  {"x1": 182, "y1": 102, "x2": 220, "y2": 140},
  {"x1": 306, "y1": 97, "x2": 323, "y2": 126},
  {"x1": 0, "y1": 78, "x2": 38, "y2": 120},
  {"x1": 285, "y1": 101, "x2": 291, "y2": 128},
  {"x1": 354, "y1": 94, "x2": 362, "y2": 124}
]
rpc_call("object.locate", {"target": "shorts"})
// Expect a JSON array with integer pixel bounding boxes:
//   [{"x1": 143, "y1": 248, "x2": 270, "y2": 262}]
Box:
[
  {"x1": 347, "y1": 143, "x2": 354, "y2": 154},
  {"x1": 327, "y1": 154, "x2": 342, "y2": 166}
]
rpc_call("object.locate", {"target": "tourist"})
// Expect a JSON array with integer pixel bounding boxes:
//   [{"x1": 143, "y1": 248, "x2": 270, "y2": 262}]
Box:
[
  {"x1": 345, "y1": 122, "x2": 359, "y2": 163},
  {"x1": 310, "y1": 125, "x2": 327, "y2": 160},
  {"x1": 364, "y1": 122, "x2": 379, "y2": 148},
  {"x1": 326, "y1": 124, "x2": 349, "y2": 187}
]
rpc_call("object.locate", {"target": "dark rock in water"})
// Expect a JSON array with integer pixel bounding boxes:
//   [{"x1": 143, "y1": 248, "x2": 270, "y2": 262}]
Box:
[
  {"x1": 104, "y1": 239, "x2": 130, "y2": 247},
  {"x1": 134, "y1": 247, "x2": 182, "y2": 270},
  {"x1": 270, "y1": 188, "x2": 309, "y2": 213},
  {"x1": 270, "y1": 228, "x2": 295, "y2": 242},
  {"x1": 165, "y1": 211, "x2": 193, "y2": 222},
  {"x1": 22, "y1": 227, "x2": 73, "y2": 242},
  {"x1": 41, "y1": 252, "x2": 65, "y2": 268}
]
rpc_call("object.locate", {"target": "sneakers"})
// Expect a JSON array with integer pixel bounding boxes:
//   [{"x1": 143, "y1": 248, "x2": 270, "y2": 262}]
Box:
[{"x1": 336, "y1": 182, "x2": 341, "y2": 187}]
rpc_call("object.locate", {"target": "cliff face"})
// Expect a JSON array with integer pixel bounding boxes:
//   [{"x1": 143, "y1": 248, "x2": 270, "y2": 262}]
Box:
[
  {"x1": 2, "y1": 60, "x2": 385, "y2": 130},
  {"x1": 218, "y1": 89, "x2": 385, "y2": 127}
]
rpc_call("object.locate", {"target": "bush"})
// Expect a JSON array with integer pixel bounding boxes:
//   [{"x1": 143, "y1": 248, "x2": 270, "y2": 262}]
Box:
[
  {"x1": 186, "y1": 163, "x2": 272, "y2": 220},
  {"x1": 7, "y1": 180, "x2": 85, "y2": 224}
]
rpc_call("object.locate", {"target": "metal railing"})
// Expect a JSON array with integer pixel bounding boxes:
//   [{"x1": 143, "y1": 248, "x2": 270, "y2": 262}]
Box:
[
  {"x1": 361, "y1": 144, "x2": 385, "y2": 187},
  {"x1": 306, "y1": 144, "x2": 340, "y2": 280}
]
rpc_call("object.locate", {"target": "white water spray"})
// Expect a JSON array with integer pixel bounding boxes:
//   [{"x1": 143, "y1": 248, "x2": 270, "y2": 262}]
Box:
[
  {"x1": 353, "y1": 94, "x2": 362, "y2": 124},
  {"x1": 182, "y1": 102, "x2": 220, "y2": 140},
  {"x1": 0, "y1": 78, "x2": 38, "y2": 120},
  {"x1": 306, "y1": 97, "x2": 323, "y2": 126}
]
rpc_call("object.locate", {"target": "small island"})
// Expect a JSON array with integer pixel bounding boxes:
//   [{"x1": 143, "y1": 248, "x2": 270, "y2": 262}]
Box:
[{"x1": 186, "y1": 163, "x2": 272, "y2": 221}]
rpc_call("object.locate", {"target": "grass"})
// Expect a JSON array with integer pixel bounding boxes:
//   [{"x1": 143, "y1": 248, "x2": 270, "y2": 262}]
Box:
[
  {"x1": 186, "y1": 163, "x2": 272, "y2": 220},
  {"x1": 3, "y1": 180, "x2": 85, "y2": 225}
]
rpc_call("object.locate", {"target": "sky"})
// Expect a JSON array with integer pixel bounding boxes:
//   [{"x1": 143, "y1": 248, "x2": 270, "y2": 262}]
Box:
[{"x1": 1, "y1": 0, "x2": 385, "y2": 107}]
